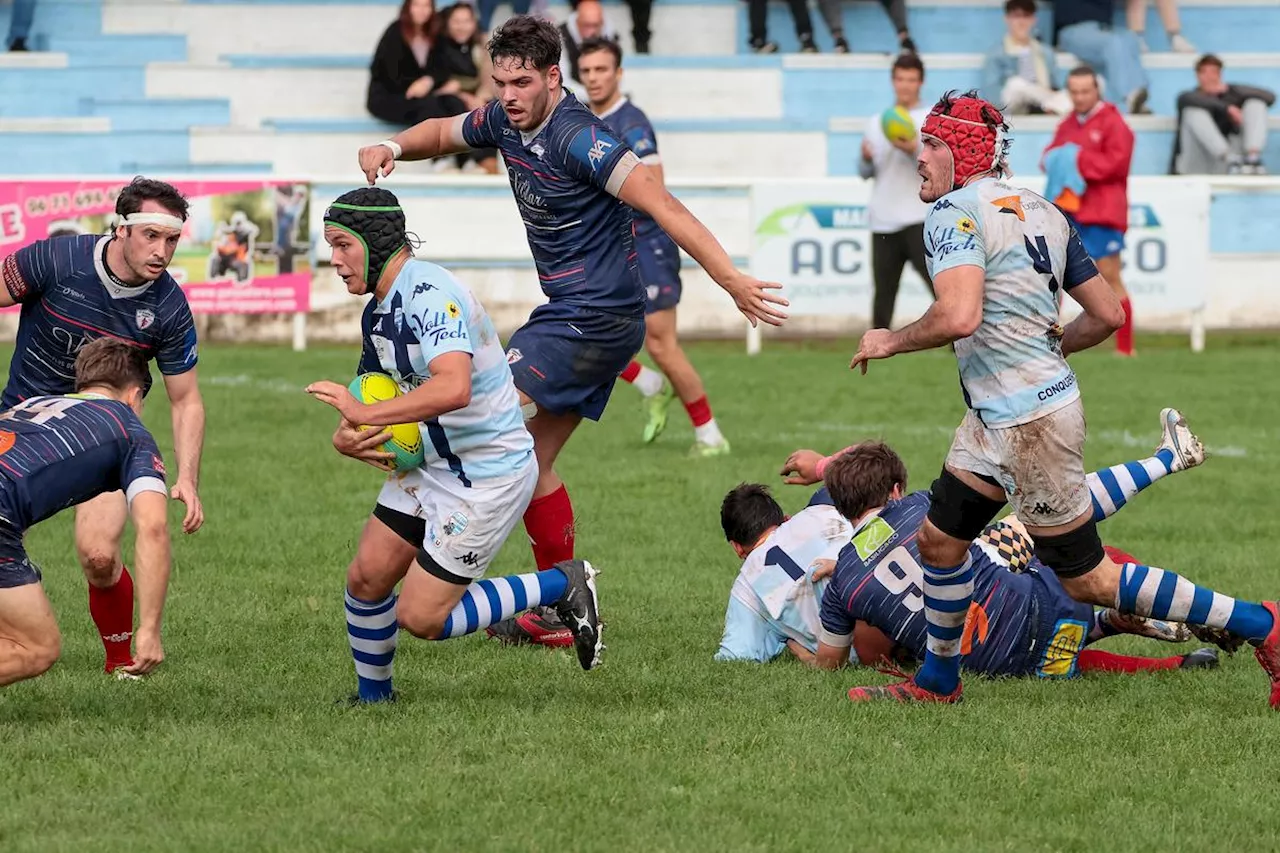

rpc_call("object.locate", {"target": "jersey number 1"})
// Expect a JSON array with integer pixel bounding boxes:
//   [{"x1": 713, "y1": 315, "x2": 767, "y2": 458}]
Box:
[
  {"x1": 764, "y1": 546, "x2": 806, "y2": 582},
  {"x1": 1024, "y1": 235, "x2": 1061, "y2": 294}
]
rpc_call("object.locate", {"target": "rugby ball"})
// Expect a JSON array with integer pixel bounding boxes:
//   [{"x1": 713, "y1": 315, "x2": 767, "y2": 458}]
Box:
[
  {"x1": 881, "y1": 106, "x2": 917, "y2": 144},
  {"x1": 347, "y1": 372, "x2": 425, "y2": 473}
]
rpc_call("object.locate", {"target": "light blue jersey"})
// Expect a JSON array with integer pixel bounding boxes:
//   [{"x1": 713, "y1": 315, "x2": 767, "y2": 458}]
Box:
[
  {"x1": 715, "y1": 505, "x2": 853, "y2": 662},
  {"x1": 359, "y1": 259, "x2": 533, "y2": 483},
  {"x1": 924, "y1": 178, "x2": 1099, "y2": 428}
]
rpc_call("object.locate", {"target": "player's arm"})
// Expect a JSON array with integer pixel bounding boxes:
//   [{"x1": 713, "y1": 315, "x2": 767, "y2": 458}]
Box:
[
  {"x1": 358, "y1": 113, "x2": 475, "y2": 183},
  {"x1": 125, "y1": 489, "x2": 171, "y2": 676},
  {"x1": 1059, "y1": 225, "x2": 1124, "y2": 357},
  {"x1": 0, "y1": 239, "x2": 58, "y2": 307},
  {"x1": 852, "y1": 622, "x2": 897, "y2": 666},
  {"x1": 851, "y1": 265, "x2": 983, "y2": 373},
  {"x1": 815, "y1": 581, "x2": 855, "y2": 669},
  {"x1": 785, "y1": 639, "x2": 817, "y2": 665},
  {"x1": 162, "y1": 368, "x2": 205, "y2": 534}
]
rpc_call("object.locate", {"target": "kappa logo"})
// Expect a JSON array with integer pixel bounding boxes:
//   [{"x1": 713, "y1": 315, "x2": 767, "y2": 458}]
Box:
[
  {"x1": 1029, "y1": 501, "x2": 1056, "y2": 516},
  {"x1": 459, "y1": 552, "x2": 480, "y2": 567},
  {"x1": 135, "y1": 308, "x2": 155, "y2": 330},
  {"x1": 586, "y1": 136, "x2": 614, "y2": 169},
  {"x1": 853, "y1": 516, "x2": 897, "y2": 561}
]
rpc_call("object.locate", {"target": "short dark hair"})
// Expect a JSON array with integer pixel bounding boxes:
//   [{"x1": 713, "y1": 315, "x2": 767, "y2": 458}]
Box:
[
  {"x1": 74, "y1": 337, "x2": 151, "y2": 395},
  {"x1": 487, "y1": 14, "x2": 562, "y2": 71},
  {"x1": 1068, "y1": 65, "x2": 1099, "y2": 84},
  {"x1": 579, "y1": 36, "x2": 622, "y2": 70},
  {"x1": 892, "y1": 52, "x2": 925, "y2": 80},
  {"x1": 1004, "y1": 0, "x2": 1036, "y2": 15},
  {"x1": 720, "y1": 483, "x2": 786, "y2": 548},
  {"x1": 1196, "y1": 53, "x2": 1224, "y2": 72},
  {"x1": 822, "y1": 443, "x2": 909, "y2": 523},
  {"x1": 115, "y1": 176, "x2": 189, "y2": 222}
]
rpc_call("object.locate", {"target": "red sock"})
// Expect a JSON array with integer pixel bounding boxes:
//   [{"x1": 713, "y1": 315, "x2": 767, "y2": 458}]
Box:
[
  {"x1": 1116, "y1": 298, "x2": 1134, "y2": 355},
  {"x1": 1104, "y1": 544, "x2": 1140, "y2": 566},
  {"x1": 684, "y1": 395, "x2": 712, "y2": 428},
  {"x1": 619, "y1": 361, "x2": 641, "y2": 383},
  {"x1": 89, "y1": 565, "x2": 134, "y2": 672},
  {"x1": 523, "y1": 485, "x2": 575, "y2": 571},
  {"x1": 1077, "y1": 648, "x2": 1180, "y2": 674}
]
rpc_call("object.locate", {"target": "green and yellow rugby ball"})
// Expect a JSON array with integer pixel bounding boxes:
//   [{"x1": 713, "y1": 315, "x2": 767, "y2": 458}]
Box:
[{"x1": 347, "y1": 372, "x2": 425, "y2": 473}]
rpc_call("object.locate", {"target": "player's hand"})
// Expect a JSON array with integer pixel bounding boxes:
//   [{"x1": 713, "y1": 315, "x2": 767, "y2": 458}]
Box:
[
  {"x1": 123, "y1": 626, "x2": 164, "y2": 677},
  {"x1": 723, "y1": 272, "x2": 789, "y2": 327},
  {"x1": 850, "y1": 328, "x2": 897, "y2": 375},
  {"x1": 170, "y1": 478, "x2": 204, "y2": 534},
  {"x1": 811, "y1": 558, "x2": 837, "y2": 581},
  {"x1": 306, "y1": 380, "x2": 367, "y2": 425},
  {"x1": 358, "y1": 144, "x2": 397, "y2": 185},
  {"x1": 860, "y1": 138, "x2": 874, "y2": 161},
  {"x1": 780, "y1": 449, "x2": 825, "y2": 486},
  {"x1": 405, "y1": 76, "x2": 435, "y2": 99},
  {"x1": 332, "y1": 420, "x2": 396, "y2": 471},
  {"x1": 890, "y1": 135, "x2": 919, "y2": 157}
]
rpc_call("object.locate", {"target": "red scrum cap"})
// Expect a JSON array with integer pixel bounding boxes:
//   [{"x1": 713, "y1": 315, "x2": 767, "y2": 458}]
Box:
[{"x1": 920, "y1": 91, "x2": 1011, "y2": 189}]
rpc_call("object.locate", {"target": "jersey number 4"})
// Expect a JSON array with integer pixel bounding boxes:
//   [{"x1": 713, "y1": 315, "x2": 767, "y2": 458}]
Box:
[
  {"x1": 1024, "y1": 235, "x2": 1061, "y2": 294},
  {"x1": 0, "y1": 397, "x2": 84, "y2": 426}
]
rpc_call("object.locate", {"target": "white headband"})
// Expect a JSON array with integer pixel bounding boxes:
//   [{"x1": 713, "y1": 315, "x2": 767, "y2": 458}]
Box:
[{"x1": 120, "y1": 212, "x2": 185, "y2": 230}]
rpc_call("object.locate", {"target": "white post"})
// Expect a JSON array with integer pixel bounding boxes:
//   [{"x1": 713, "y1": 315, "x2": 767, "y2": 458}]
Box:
[
  {"x1": 1190, "y1": 308, "x2": 1205, "y2": 353},
  {"x1": 292, "y1": 311, "x2": 307, "y2": 352},
  {"x1": 746, "y1": 321, "x2": 762, "y2": 355}
]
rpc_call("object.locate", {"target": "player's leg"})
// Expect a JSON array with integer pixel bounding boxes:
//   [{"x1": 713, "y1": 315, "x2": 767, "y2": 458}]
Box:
[
  {"x1": 645, "y1": 308, "x2": 728, "y2": 457},
  {"x1": 1077, "y1": 647, "x2": 1219, "y2": 674},
  {"x1": 74, "y1": 491, "x2": 135, "y2": 673},
  {"x1": 1095, "y1": 251, "x2": 1133, "y2": 356},
  {"x1": 870, "y1": 229, "x2": 910, "y2": 329},
  {"x1": 903, "y1": 221, "x2": 935, "y2": 299},
  {"x1": 0, "y1": 550, "x2": 61, "y2": 686},
  {"x1": 523, "y1": 405, "x2": 582, "y2": 569},
  {"x1": 1087, "y1": 408, "x2": 1205, "y2": 522},
  {"x1": 619, "y1": 354, "x2": 671, "y2": 444}
]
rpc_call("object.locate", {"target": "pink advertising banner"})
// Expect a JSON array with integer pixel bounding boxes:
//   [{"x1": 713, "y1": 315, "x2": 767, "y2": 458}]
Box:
[{"x1": 0, "y1": 178, "x2": 312, "y2": 314}]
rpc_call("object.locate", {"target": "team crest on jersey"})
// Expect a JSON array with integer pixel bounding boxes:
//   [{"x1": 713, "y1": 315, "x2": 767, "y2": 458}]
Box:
[
  {"x1": 852, "y1": 516, "x2": 896, "y2": 561},
  {"x1": 443, "y1": 511, "x2": 469, "y2": 536},
  {"x1": 506, "y1": 348, "x2": 522, "y2": 364},
  {"x1": 446, "y1": 301, "x2": 461, "y2": 319},
  {"x1": 956, "y1": 217, "x2": 977, "y2": 236},
  {"x1": 530, "y1": 142, "x2": 545, "y2": 158},
  {"x1": 135, "y1": 309, "x2": 156, "y2": 330}
]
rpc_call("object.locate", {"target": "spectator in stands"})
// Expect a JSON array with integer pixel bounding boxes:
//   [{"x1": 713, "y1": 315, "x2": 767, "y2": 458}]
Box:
[
  {"x1": 559, "y1": 0, "x2": 618, "y2": 86},
  {"x1": 747, "y1": 0, "x2": 817, "y2": 54},
  {"x1": 6, "y1": 0, "x2": 35, "y2": 51},
  {"x1": 1126, "y1": 0, "x2": 1195, "y2": 53},
  {"x1": 861, "y1": 53, "x2": 933, "y2": 330},
  {"x1": 1052, "y1": 0, "x2": 1150, "y2": 114},
  {"x1": 1043, "y1": 66, "x2": 1137, "y2": 356},
  {"x1": 428, "y1": 3, "x2": 499, "y2": 173},
  {"x1": 983, "y1": 0, "x2": 1070, "y2": 116},
  {"x1": 814, "y1": 0, "x2": 917, "y2": 54},
  {"x1": 565, "y1": 0, "x2": 653, "y2": 55},
  {"x1": 367, "y1": 0, "x2": 469, "y2": 128},
  {"x1": 1172, "y1": 54, "x2": 1274, "y2": 176},
  {"x1": 476, "y1": 0, "x2": 532, "y2": 35}
]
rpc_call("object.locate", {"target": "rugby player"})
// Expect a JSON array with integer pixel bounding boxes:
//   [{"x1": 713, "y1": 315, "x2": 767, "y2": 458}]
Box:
[
  {"x1": 0, "y1": 339, "x2": 174, "y2": 686},
  {"x1": 357, "y1": 18, "x2": 782, "y2": 642},
  {"x1": 577, "y1": 37, "x2": 730, "y2": 456},
  {"x1": 847, "y1": 90, "x2": 1279, "y2": 706},
  {"x1": 0, "y1": 177, "x2": 204, "y2": 675},
  {"x1": 305, "y1": 188, "x2": 602, "y2": 704}
]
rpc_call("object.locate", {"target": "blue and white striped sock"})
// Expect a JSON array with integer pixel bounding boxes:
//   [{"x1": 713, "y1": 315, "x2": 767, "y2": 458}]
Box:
[
  {"x1": 434, "y1": 568, "x2": 570, "y2": 640},
  {"x1": 1088, "y1": 448, "x2": 1176, "y2": 522},
  {"x1": 915, "y1": 552, "x2": 974, "y2": 695},
  {"x1": 1117, "y1": 562, "x2": 1274, "y2": 641},
  {"x1": 345, "y1": 590, "x2": 398, "y2": 702}
]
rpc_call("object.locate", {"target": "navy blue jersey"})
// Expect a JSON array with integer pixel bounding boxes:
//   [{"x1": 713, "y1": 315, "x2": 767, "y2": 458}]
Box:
[
  {"x1": 596, "y1": 97, "x2": 663, "y2": 241},
  {"x1": 0, "y1": 235, "x2": 199, "y2": 407},
  {"x1": 0, "y1": 394, "x2": 168, "y2": 532},
  {"x1": 820, "y1": 491, "x2": 1048, "y2": 678},
  {"x1": 461, "y1": 94, "x2": 644, "y2": 316}
]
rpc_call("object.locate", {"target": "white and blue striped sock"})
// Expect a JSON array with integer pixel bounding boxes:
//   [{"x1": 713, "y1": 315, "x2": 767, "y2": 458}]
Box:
[
  {"x1": 345, "y1": 590, "x2": 398, "y2": 702},
  {"x1": 1088, "y1": 449, "x2": 1175, "y2": 522},
  {"x1": 915, "y1": 552, "x2": 974, "y2": 695},
  {"x1": 434, "y1": 569, "x2": 570, "y2": 640},
  {"x1": 1117, "y1": 562, "x2": 1274, "y2": 641}
]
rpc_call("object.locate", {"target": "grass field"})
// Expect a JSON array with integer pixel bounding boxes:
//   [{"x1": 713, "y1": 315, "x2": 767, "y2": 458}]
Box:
[{"x1": 2, "y1": 334, "x2": 1279, "y2": 852}]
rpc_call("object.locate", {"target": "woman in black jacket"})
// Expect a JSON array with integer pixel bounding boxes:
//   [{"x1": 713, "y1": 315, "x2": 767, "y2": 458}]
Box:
[
  {"x1": 366, "y1": 0, "x2": 467, "y2": 126},
  {"x1": 426, "y1": 3, "x2": 498, "y2": 172}
]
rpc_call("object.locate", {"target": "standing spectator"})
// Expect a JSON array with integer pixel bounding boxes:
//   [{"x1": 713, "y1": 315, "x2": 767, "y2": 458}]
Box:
[
  {"x1": 861, "y1": 53, "x2": 933, "y2": 330},
  {"x1": 1126, "y1": 0, "x2": 1195, "y2": 53},
  {"x1": 814, "y1": 0, "x2": 917, "y2": 54},
  {"x1": 6, "y1": 0, "x2": 35, "y2": 51},
  {"x1": 565, "y1": 0, "x2": 652, "y2": 54},
  {"x1": 1052, "y1": 0, "x2": 1150, "y2": 114},
  {"x1": 367, "y1": 0, "x2": 468, "y2": 127},
  {"x1": 1172, "y1": 54, "x2": 1274, "y2": 175},
  {"x1": 428, "y1": 2, "x2": 499, "y2": 173},
  {"x1": 1043, "y1": 67, "x2": 1137, "y2": 356},
  {"x1": 983, "y1": 0, "x2": 1070, "y2": 116},
  {"x1": 746, "y1": 0, "x2": 817, "y2": 54},
  {"x1": 558, "y1": 0, "x2": 617, "y2": 86}
]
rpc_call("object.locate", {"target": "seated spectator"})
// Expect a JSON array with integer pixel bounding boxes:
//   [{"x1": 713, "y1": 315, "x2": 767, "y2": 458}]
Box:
[
  {"x1": 814, "y1": 0, "x2": 917, "y2": 55},
  {"x1": 1052, "y1": 0, "x2": 1150, "y2": 114},
  {"x1": 1172, "y1": 54, "x2": 1275, "y2": 175},
  {"x1": 747, "y1": 0, "x2": 817, "y2": 54},
  {"x1": 566, "y1": 0, "x2": 653, "y2": 55},
  {"x1": 559, "y1": 0, "x2": 618, "y2": 86},
  {"x1": 367, "y1": 0, "x2": 468, "y2": 128},
  {"x1": 1126, "y1": 0, "x2": 1194, "y2": 53},
  {"x1": 983, "y1": 0, "x2": 1070, "y2": 116},
  {"x1": 7, "y1": 0, "x2": 35, "y2": 51},
  {"x1": 428, "y1": 2, "x2": 499, "y2": 173}
]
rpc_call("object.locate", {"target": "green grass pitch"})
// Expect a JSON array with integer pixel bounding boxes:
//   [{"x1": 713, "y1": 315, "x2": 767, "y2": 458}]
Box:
[{"x1": 2, "y1": 335, "x2": 1278, "y2": 852}]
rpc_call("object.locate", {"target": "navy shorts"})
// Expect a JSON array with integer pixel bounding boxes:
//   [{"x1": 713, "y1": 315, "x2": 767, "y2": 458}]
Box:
[
  {"x1": 636, "y1": 232, "x2": 682, "y2": 314},
  {"x1": 1027, "y1": 565, "x2": 1095, "y2": 679},
  {"x1": 0, "y1": 524, "x2": 40, "y2": 589},
  {"x1": 506, "y1": 301, "x2": 646, "y2": 421},
  {"x1": 1075, "y1": 223, "x2": 1125, "y2": 260}
]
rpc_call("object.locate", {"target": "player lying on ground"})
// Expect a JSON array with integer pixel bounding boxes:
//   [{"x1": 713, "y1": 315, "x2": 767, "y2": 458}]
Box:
[
  {"x1": 0, "y1": 339, "x2": 173, "y2": 686},
  {"x1": 716, "y1": 409, "x2": 1207, "y2": 671},
  {"x1": 305, "y1": 188, "x2": 603, "y2": 705},
  {"x1": 0, "y1": 177, "x2": 204, "y2": 674},
  {"x1": 358, "y1": 16, "x2": 783, "y2": 647},
  {"x1": 577, "y1": 38, "x2": 730, "y2": 457}
]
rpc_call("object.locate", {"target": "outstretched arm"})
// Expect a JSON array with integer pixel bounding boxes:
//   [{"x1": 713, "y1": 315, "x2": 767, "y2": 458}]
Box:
[
  {"x1": 123, "y1": 490, "x2": 172, "y2": 676},
  {"x1": 850, "y1": 264, "x2": 984, "y2": 373},
  {"x1": 358, "y1": 114, "x2": 473, "y2": 183}
]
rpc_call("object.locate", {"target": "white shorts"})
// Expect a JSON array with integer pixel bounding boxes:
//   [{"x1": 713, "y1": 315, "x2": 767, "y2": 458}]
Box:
[
  {"x1": 945, "y1": 399, "x2": 1090, "y2": 528},
  {"x1": 376, "y1": 460, "x2": 538, "y2": 582}
]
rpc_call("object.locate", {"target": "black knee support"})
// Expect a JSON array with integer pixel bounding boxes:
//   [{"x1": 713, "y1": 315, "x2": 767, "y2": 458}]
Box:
[
  {"x1": 1033, "y1": 518, "x2": 1106, "y2": 579},
  {"x1": 926, "y1": 469, "x2": 1007, "y2": 541}
]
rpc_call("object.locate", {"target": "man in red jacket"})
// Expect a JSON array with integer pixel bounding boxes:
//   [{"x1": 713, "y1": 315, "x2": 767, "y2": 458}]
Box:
[{"x1": 1044, "y1": 67, "x2": 1137, "y2": 356}]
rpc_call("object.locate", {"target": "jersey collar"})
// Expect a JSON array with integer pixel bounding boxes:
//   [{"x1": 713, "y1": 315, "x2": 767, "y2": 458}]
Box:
[
  {"x1": 595, "y1": 95, "x2": 629, "y2": 121},
  {"x1": 94, "y1": 235, "x2": 155, "y2": 300}
]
